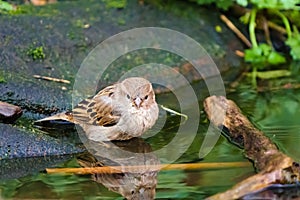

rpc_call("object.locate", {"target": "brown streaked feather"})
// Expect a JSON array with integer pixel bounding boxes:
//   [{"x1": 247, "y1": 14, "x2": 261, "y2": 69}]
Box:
[{"x1": 72, "y1": 84, "x2": 121, "y2": 127}]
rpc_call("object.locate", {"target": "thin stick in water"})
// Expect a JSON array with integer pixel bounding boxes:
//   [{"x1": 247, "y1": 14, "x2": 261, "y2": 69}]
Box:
[
  {"x1": 46, "y1": 162, "x2": 251, "y2": 175},
  {"x1": 220, "y1": 14, "x2": 252, "y2": 48},
  {"x1": 160, "y1": 105, "x2": 188, "y2": 121},
  {"x1": 33, "y1": 75, "x2": 70, "y2": 84}
]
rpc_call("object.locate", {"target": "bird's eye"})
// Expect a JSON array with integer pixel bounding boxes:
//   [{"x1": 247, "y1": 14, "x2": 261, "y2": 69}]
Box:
[
  {"x1": 126, "y1": 94, "x2": 130, "y2": 99},
  {"x1": 144, "y1": 95, "x2": 148, "y2": 100}
]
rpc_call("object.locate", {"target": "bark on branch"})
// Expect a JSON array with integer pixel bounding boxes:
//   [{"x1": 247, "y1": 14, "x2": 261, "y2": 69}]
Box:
[{"x1": 204, "y1": 96, "x2": 300, "y2": 200}]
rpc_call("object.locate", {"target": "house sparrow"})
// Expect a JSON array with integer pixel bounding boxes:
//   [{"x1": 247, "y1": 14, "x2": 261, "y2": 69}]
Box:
[
  {"x1": 35, "y1": 77, "x2": 159, "y2": 141},
  {"x1": 77, "y1": 138, "x2": 160, "y2": 200}
]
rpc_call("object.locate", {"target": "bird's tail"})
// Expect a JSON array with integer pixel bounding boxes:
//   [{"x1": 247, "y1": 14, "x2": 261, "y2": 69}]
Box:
[{"x1": 35, "y1": 111, "x2": 75, "y2": 123}]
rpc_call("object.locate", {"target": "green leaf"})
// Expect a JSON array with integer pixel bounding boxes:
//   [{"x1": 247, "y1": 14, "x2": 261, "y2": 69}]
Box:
[
  {"x1": 286, "y1": 32, "x2": 300, "y2": 60},
  {"x1": 249, "y1": 0, "x2": 300, "y2": 9},
  {"x1": 260, "y1": 43, "x2": 272, "y2": 54},
  {"x1": 192, "y1": 0, "x2": 233, "y2": 10},
  {"x1": 245, "y1": 47, "x2": 264, "y2": 64},
  {"x1": 245, "y1": 45, "x2": 268, "y2": 65},
  {"x1": 280, "y1": 0, "x2": 300, "y2": 9},
  {"x1": 215, "y1": 0, "x2": 233, "y2": 10},
  {"x1": 286, "y1": 10, "x2": 300, "y2": 27},
  {"x1": 290, "y1": 46, "x2": 300, "y2": 60},
  {"x1": 236, "y1": 0, "x2": 248, "y2": 7},
  {"x1": 267, "y1": 51, "x2": 286, "y2": 64},
  {"x1": 239, "y1": 12, "x2": 251, "y2": 24},
  {"x1": 245, "y1": 44, "x2": 286, "y2": 67},
  {"x1": 0, "y1": 0, "x2": 15, "y2": 12}
]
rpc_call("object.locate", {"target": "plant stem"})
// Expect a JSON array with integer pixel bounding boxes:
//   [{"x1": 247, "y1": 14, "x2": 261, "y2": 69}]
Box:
[
  {"x1": 249, "y1": 8, "x2": 258, "y2": 48},
  {"x1": 273, "y1": 10, "x2": 292, "y2": 38},
  {"x1": 252, "y1": 66, "x2": 257, "y2": 88},
  {"x1": 249, "y1": 8, "x2": 258, "y2": 88}
]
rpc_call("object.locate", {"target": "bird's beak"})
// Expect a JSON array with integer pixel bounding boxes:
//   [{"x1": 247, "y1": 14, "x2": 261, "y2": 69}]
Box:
[
  {"x1": 139, "y1": 187, "x2": 145, "y2": 194},
  {"x1": 134, "y1": 97, "x2": 142, "y2": 108}
]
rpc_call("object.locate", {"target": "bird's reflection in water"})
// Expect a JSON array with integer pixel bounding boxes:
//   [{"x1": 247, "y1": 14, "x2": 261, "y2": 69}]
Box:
[{"x1": 77, "y1": 138, "x2": 160, "y2": 200}]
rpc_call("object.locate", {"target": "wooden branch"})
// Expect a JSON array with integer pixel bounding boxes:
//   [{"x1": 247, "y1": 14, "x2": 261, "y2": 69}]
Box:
[
  {"x1": 46, "y1": 161, "x2": 250, "y2": 174},
  {"x1": 33, "y1": 75, "x2": 70, "y2": 84},
  {"x1": 220, "y1": 14, "x2": 252, "y2": 48},
  {"x1": 204, "y1": 96, "x2": 300, "y2": 200}
]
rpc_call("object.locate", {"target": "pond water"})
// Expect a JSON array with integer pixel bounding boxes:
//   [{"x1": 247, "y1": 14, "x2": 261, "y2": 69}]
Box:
[{"x1": 1, "y1": 82, "x2": 300, "y2": 199}]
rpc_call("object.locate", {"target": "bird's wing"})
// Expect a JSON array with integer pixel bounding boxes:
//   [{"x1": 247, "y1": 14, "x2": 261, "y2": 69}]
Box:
[
  {"x1": 34, "y1": 111, "x2": 75, "y2": 123},
  {"x1": 72, "y1": 85, "x2": 121, "y2": 127}
]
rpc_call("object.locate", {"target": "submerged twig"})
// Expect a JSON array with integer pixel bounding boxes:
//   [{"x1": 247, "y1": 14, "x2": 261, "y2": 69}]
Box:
[
  {"x1": 235, "y1": 50, "x2": 245, "y2": 57},
  {"x1": 46, "y1": 162, "x2": 250, "y2": 174}
]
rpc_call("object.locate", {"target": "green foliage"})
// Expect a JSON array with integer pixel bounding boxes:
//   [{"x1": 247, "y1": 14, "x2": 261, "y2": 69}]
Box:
[
  {"x1": 216, "y1": 0, "x2": 234, "y2": 9},
  {"x1": 191, "y1": 0, "x2": 300, "y2": 10},
  {"x1": 189, "y1": 0, "x2": 300, "y2": 87},
  {"x1": 286, "y1": 10, "x2": 300, "y2": 27},
  {"x1": 190, "y1": 0, "x2": 234, "y2": 10},
  {"x1": 245, "y1": 44, "x2": 286, "y2": 67},
  {"x1": 236, "y1": 0, "x2": 248, "y2": 6},
  {"x1": 286, "y1": 27, "x2": 300, "y2": 60},
  {"x1": 237, "y1": 0, "x2": 300, "y2": 87},
  {"x1": 27, "y1": 46, "x2": 46, "y2": 60},
  {"x1": 0, "y1": 0, "x2": 15, "y2": 13},
  {"x1": 244, "y1": 0, "x2": 300, "y2": 9}
]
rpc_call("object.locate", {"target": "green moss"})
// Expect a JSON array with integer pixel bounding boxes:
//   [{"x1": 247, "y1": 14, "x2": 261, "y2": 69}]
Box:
[
  {"x1": 117, "y1": 18, "x2": 126, "y2": 25},
  {"x1": 27, "y1": 45, "x2": 46, "y2": 60},
  {"x1": 74, "y1": 19, "x2": 86, "y2": 28},
  {"x1": 0, "y1": 71, "x2": 6, "y2": 83},
  {"x1": 104, "y1": 0, "x2": 127, "y2": 8},
  {"x1": 145, "y1": 0, "x2": 199, "y2": 18},
  {"x1": 0, "y1": 76, "x2": 6, "y2": 83},
  {"x1": 67, "y1": 31, "x2": 76, "y2": 40}
]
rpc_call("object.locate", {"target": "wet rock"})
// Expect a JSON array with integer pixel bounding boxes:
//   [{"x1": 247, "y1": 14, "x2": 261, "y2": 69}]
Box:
[
  {"x1": 0, "y1": 123, "x2": 84, "y2": 160},
  {"x1": 0, "y1": 0, "x2": 245, "y2": 118},
  {"x1": 0, "y1": 0, "x2": 246, "y2": 159},
  {"x1": 0, "y1": 155, "x2": 75, "y2": 180},
  {"x1": 0, "y1": 101, "x2": 22, "y2": 123}
]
